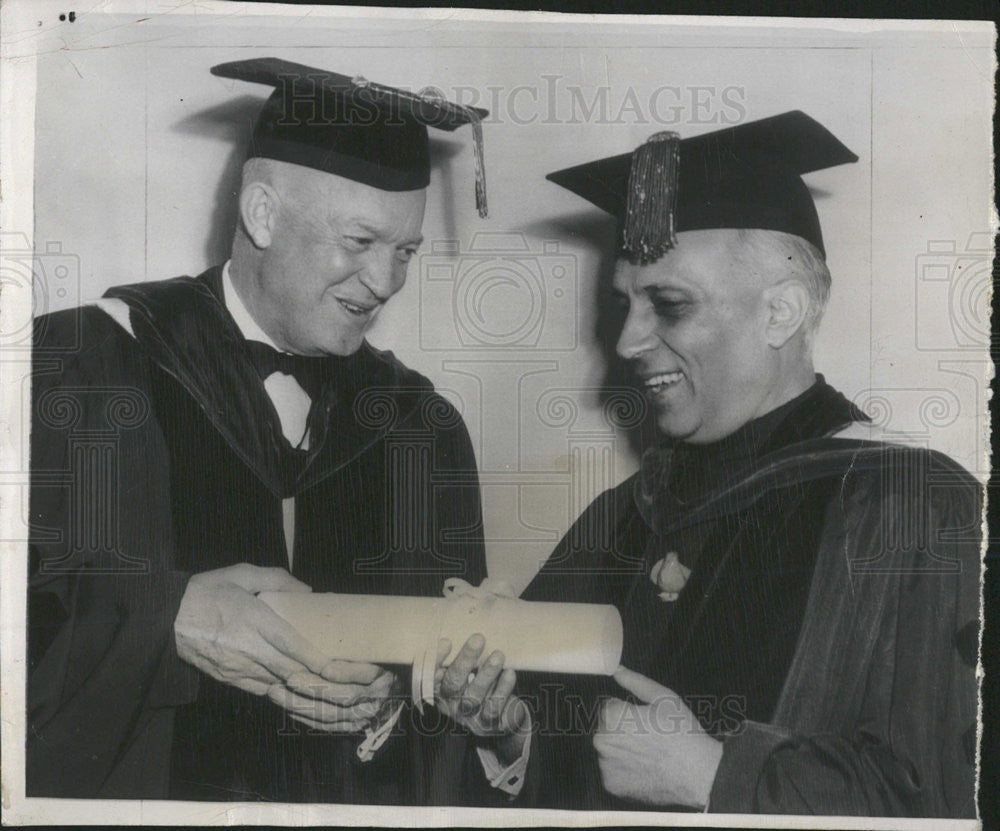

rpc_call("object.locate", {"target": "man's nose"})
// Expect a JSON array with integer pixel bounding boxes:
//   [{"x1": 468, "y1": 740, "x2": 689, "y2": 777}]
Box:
[
  {"x1": 616, "y1": 308, "x2": 657, "y2": 361},
  {"x1": 358, "y1": 248, "x2": 401, "y2": 302}
]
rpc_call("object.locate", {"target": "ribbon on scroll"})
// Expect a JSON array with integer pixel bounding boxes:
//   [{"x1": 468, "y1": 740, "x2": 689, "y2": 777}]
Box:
[{"x1": 258, "y1": 579, "x2": 624, "y2": 710}]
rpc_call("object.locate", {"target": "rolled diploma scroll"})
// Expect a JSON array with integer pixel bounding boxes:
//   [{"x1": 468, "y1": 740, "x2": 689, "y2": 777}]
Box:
[{"x1": 258, "y1": 591, "x2": 623, "y2": 676}]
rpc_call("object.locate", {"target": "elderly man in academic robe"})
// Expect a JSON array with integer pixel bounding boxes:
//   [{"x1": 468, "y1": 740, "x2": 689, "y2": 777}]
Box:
[
  {"x1": 519, "y1": 112, "x2": 981, "y2": 817},
  {"x1": 27, "y1": 58, "x2": 529, "y2": 804}
]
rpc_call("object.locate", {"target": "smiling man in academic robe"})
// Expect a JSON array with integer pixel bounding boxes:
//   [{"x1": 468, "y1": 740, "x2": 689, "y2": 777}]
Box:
[
  {"x1": 520, "y1": 112, "x2": 981, "y2": 817},
  {"x1": 27, "y1": 58, "x2": 528, "y2": 803}
]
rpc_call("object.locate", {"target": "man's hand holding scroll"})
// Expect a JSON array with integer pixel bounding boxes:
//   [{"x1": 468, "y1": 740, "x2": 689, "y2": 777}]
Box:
[
  {"x1": 434, "y1": 634, "x2": 532, "y2": 766},
  {"x1": 174, "y1": 564, "x2": 397, "y2": 733}
]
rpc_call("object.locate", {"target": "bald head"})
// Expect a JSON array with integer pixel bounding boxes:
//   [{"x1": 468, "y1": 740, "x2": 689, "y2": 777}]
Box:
[{"x1": 240, "y1": 157, "x2": 342, "y2": 218}]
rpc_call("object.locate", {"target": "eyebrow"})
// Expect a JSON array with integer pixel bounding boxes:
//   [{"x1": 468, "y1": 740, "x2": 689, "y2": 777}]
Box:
[{"x1": 352, "y1": 221, "x2": 424, "y2": 248}]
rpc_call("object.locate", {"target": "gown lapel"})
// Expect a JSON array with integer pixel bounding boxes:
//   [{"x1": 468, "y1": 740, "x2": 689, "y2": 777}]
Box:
[{"x1": 105, "y1": 267, "x2": 429, "y2": 498}]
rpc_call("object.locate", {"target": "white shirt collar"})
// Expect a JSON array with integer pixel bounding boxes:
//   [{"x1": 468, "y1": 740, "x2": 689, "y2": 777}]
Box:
[{"x1": 221, "y1": 260, "x2": 282, "y2": 351}]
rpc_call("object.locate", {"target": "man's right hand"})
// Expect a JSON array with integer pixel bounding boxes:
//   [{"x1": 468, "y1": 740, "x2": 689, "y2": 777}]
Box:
[{"x1": 174, "y1": 564, "x2": 395, "y2": 732}]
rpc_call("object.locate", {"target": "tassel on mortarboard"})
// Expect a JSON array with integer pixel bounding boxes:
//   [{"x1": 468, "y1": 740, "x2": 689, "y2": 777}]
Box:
[
  {"x1": 622, "y1": 131, "x2": 681, "y2": 264},
  {"x1": 412, "y1": 83, "x2": 488, "y2": 218},
  {"x1": 468, "y1": 110, "x2": 488, "y2": 218}
]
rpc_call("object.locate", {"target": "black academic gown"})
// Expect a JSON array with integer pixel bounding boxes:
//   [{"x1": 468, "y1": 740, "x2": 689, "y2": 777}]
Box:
[
  {"x1": 27, "y1": 267, "x2": 486, "y2": 803},
  {"x1": 522, "y1": 379, "x2": 981, "y2": 817}
]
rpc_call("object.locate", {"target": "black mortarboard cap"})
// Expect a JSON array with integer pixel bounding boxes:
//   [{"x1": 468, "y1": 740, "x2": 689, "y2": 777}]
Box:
[
  {"x1": 211, "y1": 57, "x2": 490, "y2": 215},
  {"x1": 546, "y1": 111, "x2": 857, "y2": 261}
]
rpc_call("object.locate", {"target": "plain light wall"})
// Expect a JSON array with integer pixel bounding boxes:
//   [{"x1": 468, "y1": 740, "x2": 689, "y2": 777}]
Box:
[{"x1": 27, "y1": 13, "x2": 994, "y2": 592}]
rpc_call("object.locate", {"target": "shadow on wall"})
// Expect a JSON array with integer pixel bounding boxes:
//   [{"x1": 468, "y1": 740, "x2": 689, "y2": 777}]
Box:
[
  {"x1": 519, "y1": 211, "x2": 656, "y2": 462},
  {"x1": 426, "y1": 137, "x2": 470, "y2": 244},
  {"x1": 172, "y1": 94, "x2": 263, "y2": 265}
]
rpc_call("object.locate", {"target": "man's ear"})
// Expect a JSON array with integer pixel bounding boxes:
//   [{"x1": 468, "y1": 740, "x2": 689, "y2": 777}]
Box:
[
  {"x1": 239, "y1": 181, "x2": 279, "y2": 250},
  {"x1": 762, "y1": 279, "x2": 810, "y2": 348}
]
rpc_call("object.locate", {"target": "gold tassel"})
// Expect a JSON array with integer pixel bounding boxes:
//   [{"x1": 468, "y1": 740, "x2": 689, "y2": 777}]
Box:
[
  {"x1": 468, "y1": 110, "x2": 488, "y2": 218},
  {"x1": 622, "y1": 131, "x2": 681, "y2": 264}
]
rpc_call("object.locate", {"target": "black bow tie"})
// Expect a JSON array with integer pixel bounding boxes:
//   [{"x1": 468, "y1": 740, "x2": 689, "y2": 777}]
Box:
[{"x1": 245, "y1": 340, "x2": 330, "y2": 401}]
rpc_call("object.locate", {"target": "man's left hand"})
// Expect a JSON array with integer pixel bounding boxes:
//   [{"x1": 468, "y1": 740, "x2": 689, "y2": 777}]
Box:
[
  {"x1": 434, "y1": 634, "x2": 532, "y2": 766},
  {"x1": 594, "y1": 667, "x2": 723, "y2": 809}
]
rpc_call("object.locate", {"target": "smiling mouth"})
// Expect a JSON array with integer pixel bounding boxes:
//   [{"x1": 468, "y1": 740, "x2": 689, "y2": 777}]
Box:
[
  {"x1": 642, "y1": 371, "x2": 684, "y2": 394},
  {"x1": 336, "y1": 298, "x2": 378, "y2": 317}
]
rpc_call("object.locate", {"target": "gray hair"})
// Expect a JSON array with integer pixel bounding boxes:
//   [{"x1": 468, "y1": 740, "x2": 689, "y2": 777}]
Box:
[{"x1": 734, "y1": 228, "x2": 831, "y2": 349}]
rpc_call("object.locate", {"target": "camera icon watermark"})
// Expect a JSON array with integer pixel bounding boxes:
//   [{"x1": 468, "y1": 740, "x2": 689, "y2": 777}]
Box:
[
  {"x1": 914, "y1": 232, "x2": 992, "y2": 351},
  {"x1": 418, "y1": 232, "x2": 577, "y2": 351},
  {"x1": 0, "y1": 232, "x2": 81, "y2": 351}
]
